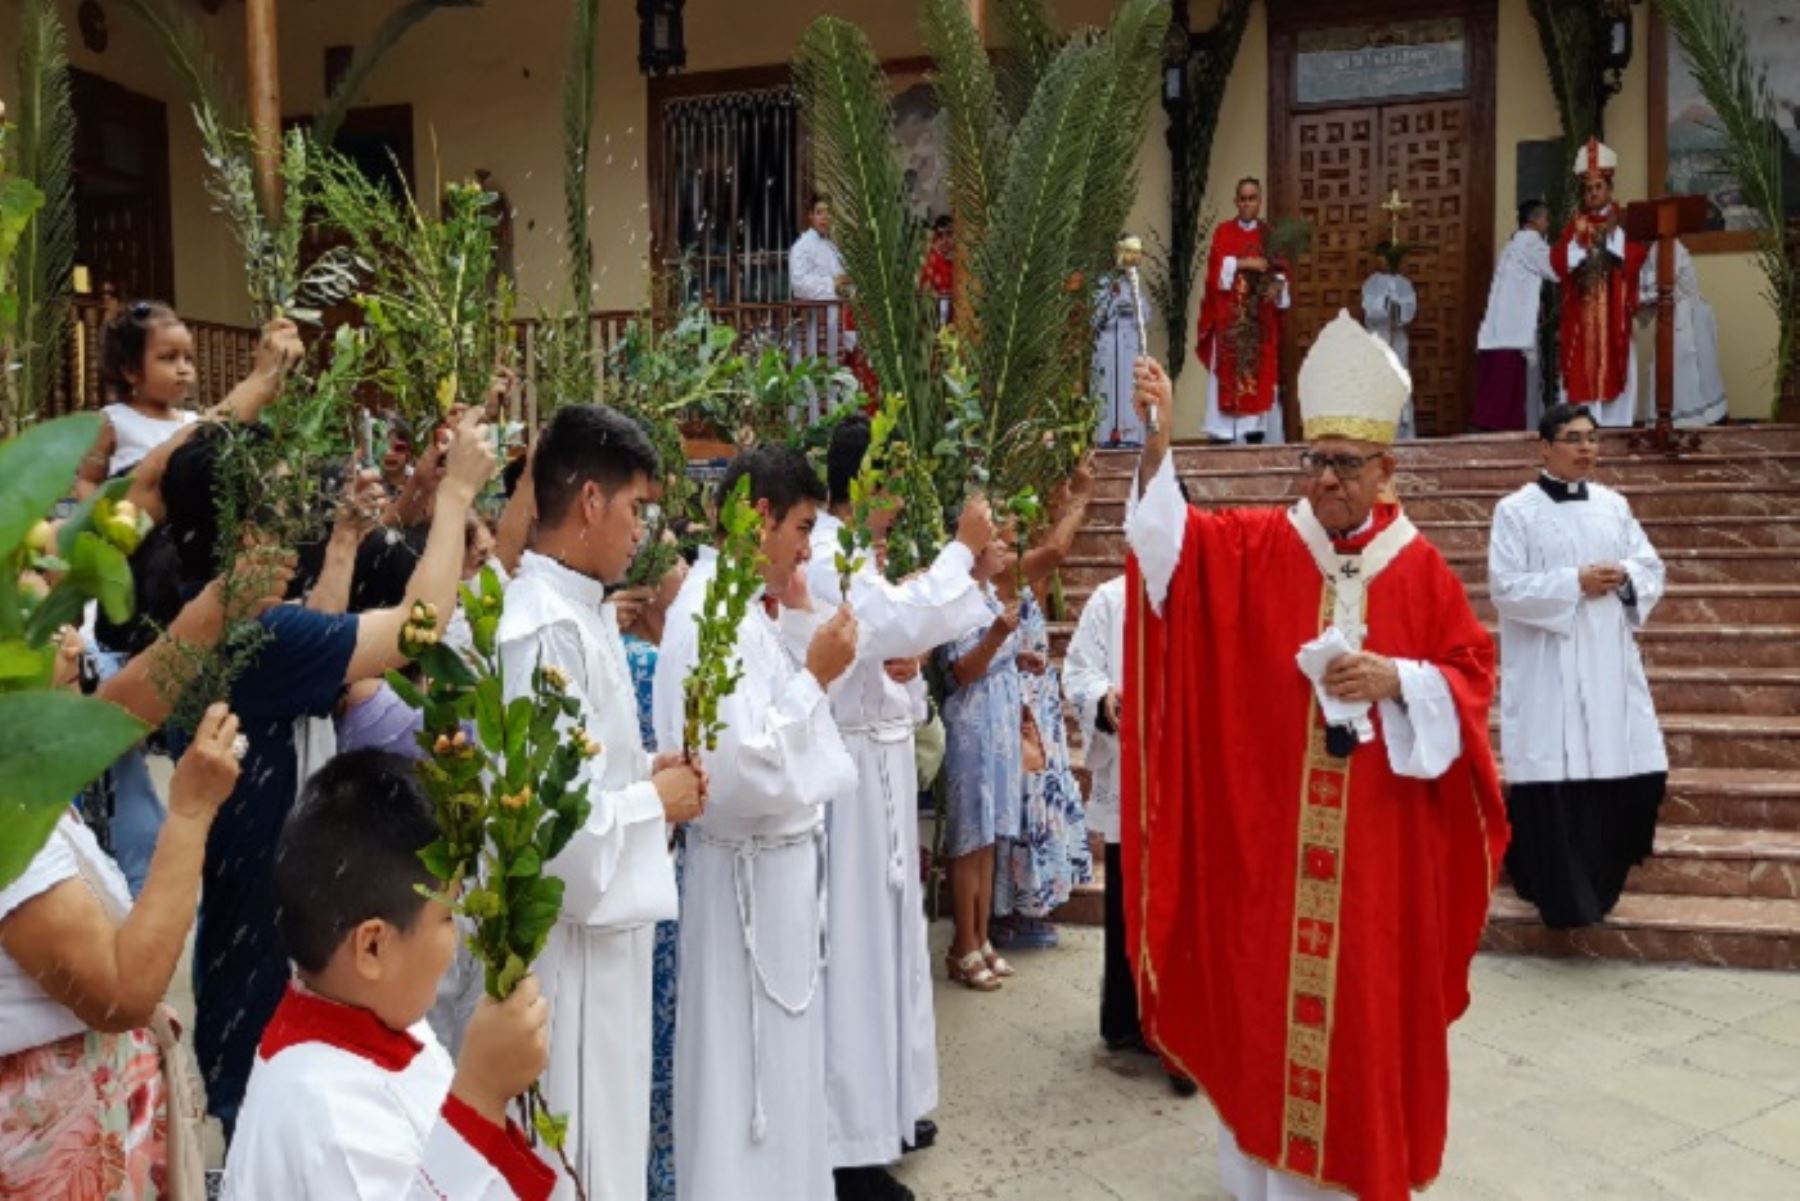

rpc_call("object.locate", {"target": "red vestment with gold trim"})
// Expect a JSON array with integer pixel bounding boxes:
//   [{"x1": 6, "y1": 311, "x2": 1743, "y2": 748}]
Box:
[
  {"x1": 1551, "y1": 204, "x2": 1648, "y2": 404},
  {"x1": 1197, "y1": 221, "x2": 1282, "y2": 416},
  {"x1": 1122, "y1": 505, "x2": 1506, "y2": 1201}
]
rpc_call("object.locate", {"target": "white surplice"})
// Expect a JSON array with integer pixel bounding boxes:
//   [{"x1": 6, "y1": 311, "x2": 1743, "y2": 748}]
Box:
[
  {"x1": 789, "y1": 228, "x2": 845, "y2": 302},
  {"x1": 1637, "y1": 240, "x2": 1727, "y2": 428},
  {"x1": 805, "y1": 514, "x2": 988, "y2": 1168},
  {"x1": 1477, "y1": 229, "x2": 1558, "y2": 353},
  {"x1": 498, "y1": 552, "x2": 678, "y2": 1201},
  {"x1": 1361, "y1": 271, "x2": 1418, "y2": 440},
  {"x1": 1557, "y1": 228, "x2": 1640, "y2": 426},
  {"x1": 1487, "y1": 479, "x2": 1669, "y2": 785},
  {"x1": 652, "y1": 559, "x2": 858, "y2": 1201},
  {"x1": 1092, "y1": 275, "x2": 1150, "y2": 446},
  {"x1": 1062, "y1": 575, "x2": 1126, "y2": 844},
  {"x1": 223, "y1": 987, "x2": 556, "y2": 1201}
]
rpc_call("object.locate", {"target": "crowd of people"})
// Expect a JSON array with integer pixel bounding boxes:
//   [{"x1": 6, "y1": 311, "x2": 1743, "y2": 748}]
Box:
[{"x1": 0, "y1": 291, "x2": 1123, "y2": 1201}]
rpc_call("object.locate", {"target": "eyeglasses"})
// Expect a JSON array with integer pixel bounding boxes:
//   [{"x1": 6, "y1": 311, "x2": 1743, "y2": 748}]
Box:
[
  {"x1": 1551, "y1": 432, "x2": 1602, "y2": 446},
  {"x1": 1298, "y1": 451, "x2": 1372, "y2": 477}
]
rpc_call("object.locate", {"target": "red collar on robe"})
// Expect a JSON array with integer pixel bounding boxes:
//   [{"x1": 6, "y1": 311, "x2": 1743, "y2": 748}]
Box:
[
  {"x1": 258, "y1": 983, "x2": 425, "y2": 1071},
  {"x1": 1328, "y1": 502, "x2": 1402, "y2": 555}
]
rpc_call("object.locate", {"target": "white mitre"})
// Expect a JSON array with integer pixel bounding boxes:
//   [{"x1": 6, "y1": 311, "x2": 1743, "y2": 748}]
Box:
[
  {"x1": 1573, "y1": 138, "x2": 1618, "y2": 179},
  {"x1": 1298, "y1": 310, "x2": 1410, "y2": 445}
]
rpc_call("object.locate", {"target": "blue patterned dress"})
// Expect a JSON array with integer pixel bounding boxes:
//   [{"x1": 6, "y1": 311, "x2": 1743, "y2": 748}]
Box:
[
  {"x1": 624, "y1": 633, "x2": 680, "y2": 1201},
  {"x1": 939, "y1": 585, "x2": 1024, "y2": 858},
  {"x1": 994, "y1": 588, "x2": 1093, "y2": 917}
]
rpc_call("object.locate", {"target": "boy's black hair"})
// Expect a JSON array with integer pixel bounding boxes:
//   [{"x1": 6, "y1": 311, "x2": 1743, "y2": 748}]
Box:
[
  {"x1": 1518, "y1": 198, "x2": 1549, "y2": 228},
  {"x1": 501, "y1": 454, "x2": 528, "y2": 499},
  {"x1": 825, "y1": 415, "x2": 872, "y2": 508},
  {"x1": 349, "y1": 528, "x2": 418, "y2": 613},
  {"x1": 99, "y1": 300, "x2": 182, "y2": 401},
  {"x1": 1538, "y1": 402, "x2": 1598, "y2": 442},
  {"x1": 716, "y1": 443, "x2": 826, "y2": 533},
  {"x1": 531, "y1": 403, "x2": 660, "y2": 528},
  {"x1": 273, "y1": 750, "x2": 440, "y2": 976}
]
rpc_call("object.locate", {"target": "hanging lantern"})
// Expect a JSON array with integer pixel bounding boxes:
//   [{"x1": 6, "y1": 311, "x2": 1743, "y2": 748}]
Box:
[{"x1": 637, "y1": 0, "x2": 687, "y2": 77}]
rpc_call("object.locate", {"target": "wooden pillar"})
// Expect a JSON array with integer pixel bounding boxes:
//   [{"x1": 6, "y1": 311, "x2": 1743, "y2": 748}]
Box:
[{"x1": 245, "y1": 0, "x2": 283, "y2": 219}]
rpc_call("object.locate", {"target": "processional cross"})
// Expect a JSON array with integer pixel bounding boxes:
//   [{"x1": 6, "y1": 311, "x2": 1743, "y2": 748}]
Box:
[{"x1": 1380, "y1": 188, "x2": 1411, "y2": 246}]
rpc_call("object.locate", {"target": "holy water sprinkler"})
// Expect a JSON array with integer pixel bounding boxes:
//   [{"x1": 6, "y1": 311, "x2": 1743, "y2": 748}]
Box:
[{"x1": 1116, "y1": 234, "x2": 1158, "y2": 435}]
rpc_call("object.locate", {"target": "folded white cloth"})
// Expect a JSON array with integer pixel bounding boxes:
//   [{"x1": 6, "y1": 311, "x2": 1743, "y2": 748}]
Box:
[{"x1": 1295, "y1": 626, "x2": 1374, "y2": 745}]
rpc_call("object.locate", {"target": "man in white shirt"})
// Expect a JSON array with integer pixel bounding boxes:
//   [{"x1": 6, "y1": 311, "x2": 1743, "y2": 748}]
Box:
[
  {"x1": 653, "y1": 445, "x2": 860, "y2": 1201},
  {"x1": 791, "y1": 194, "x2": 856, "y2": 364},
  {"x1": 1488, "y1": 403, "x2": 1668, "y2": 928},
  {"x1": 496, "y1": 404, "x2": 707, "y2": 1200},
  {"x1": 1472, "y1": 199, "x2": 1558, "y2": 431}
]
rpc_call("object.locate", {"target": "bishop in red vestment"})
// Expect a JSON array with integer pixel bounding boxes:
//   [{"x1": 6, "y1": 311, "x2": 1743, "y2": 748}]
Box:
[
  {"x1": 1551, "y1": 139, "x2": 1648, "y2": 426},
  {"x1": 1121, "y1": 314, "x2": 1507, "y2": 1201},
  {"x1": 1197, "y1": 178, "x2": 1289, "y2": 443}
]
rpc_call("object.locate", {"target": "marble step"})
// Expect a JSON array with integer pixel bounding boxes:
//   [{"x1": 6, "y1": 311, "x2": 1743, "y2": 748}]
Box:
[
  {"x1": 1070, "y1": 515, "x2": 1800, "y2": 559},
  {"x1": 1481, "y1": 886, "x2": 1800, "y2": 971},
  {"x1": 1643, "y1": 713, "x2": 1800, "y2": 773},
  {"x1": 1045, "y1": 621, "x2": 1800, "y2": 670},
  {"x1": 1659, "y1": 768, "x2": 1800, "y2": 832},
  {"x1": 1631, "y1": 825, "x2": 1800, "y2": 900},
  {"x1": 1086, "y1": 454, "x2": 1800, "y2": 501},
  {"x1": 1082, "y1": 483, "x2": 1800, "y2": 524}
]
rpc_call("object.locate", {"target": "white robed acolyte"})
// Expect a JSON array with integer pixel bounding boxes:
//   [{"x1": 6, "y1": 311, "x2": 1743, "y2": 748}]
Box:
[
  {"x1": 1477, "y1": 227, "x2": 1560, "y2": 431},
  {"x1": 653, "y1": 558, "x2": 857, "y2": 1201},
  {"x1": 805, "y1": 515, "x2": 989, "y2": 1170},
  {"x1": 223, "y1": 988, "x2": 556, "y2": 1200},
  {"x1": 1636, "y1": 240, "x2": 1727, "y2": 427},
  {"x1": 1062, "y1": 575, "x2": 1126, "y2": 845},
  {"x1": 1488, "y1": 480, "x2": 1668, "y2": 788},
  {"x1": 790, "y1": 227, "x2": 855, "y2": 357},
  {"x1": 1360, "y1": 270, "x2": 1417, "y2": 440},
  {"x1": 497, "y1": 552, "x2": 680, "y2": 1201}
]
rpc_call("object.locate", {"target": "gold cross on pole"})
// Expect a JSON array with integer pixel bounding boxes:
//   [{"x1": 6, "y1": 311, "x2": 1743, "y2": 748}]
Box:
[{"x1": 1380, "y1": 187, "x2": 1411, "y2": 246}]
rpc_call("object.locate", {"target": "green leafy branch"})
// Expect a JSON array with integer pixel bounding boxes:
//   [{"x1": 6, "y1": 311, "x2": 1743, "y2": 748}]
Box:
[{"x1": 683, "y1": 477, "x2": 763, "y2": 755}]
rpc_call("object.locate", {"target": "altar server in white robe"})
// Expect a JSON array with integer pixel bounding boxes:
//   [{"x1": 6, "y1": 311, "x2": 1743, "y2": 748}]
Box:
[
  {"x1": 496, "y1": 404, "x2": 706, "y2": 1200},
  {"x1": 807, "y1": 419, "x2": 995, "y2": 1199},
  {"x1": 791, "y1": 193, "x2": 855, "y2": 357},
  {"x1": 1488, "y1": 403, "x2": 1668, "y2": 929},
  {"x1": 1361, "y1": 264, "x2": 1418, "y2": 439},
  {"x1": 1637, "y1": 238, "x2": 1727, "y2": 427},
  {"x1": 654, "y1": 445, "x2": 860, "y2": 1201},
  {"x1": 1473, "y1": 200, "x2": 1559, "y2": 432},
  {"x1": 225, "y1": 751, "x2": 557, "y2": 1201}
]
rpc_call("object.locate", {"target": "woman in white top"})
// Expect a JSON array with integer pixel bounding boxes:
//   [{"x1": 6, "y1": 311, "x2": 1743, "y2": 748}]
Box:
[{"x1": 77, "y1": 301, "x2": 200, "y2": 499}]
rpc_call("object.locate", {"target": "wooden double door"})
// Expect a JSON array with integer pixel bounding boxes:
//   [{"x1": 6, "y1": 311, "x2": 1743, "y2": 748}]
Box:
[{"x1": 1270, "y1": 1, "x2": 1496, "y2": 437}]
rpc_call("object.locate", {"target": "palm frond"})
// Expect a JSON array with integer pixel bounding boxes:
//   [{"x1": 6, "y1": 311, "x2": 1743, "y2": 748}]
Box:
[
  {"x1": 995, "y1": 0, "x2": 1064, "y2": 125},
  {"x1": 1657, "y1": 0, "x2": 1794, "y2": 410},
  {"x1": 794, "y1": 17, "x2": 936, "y2": 447},
  {"x1": 564, "y1": 0, "x2": 600, "y2": 329},
  {"x1": 920, "y1": 0, "x2": 1007, "y2": 260},
  {"x1": 1070, "y1": 0, "x2": 1170, "y2": 284},
  {"x1": 15, "y1": 0, "x2": 76, "y2": 424},
  {"x1": 314, "y1": 1, "x2": 482, "y2": 147},
  {"x1": 973, "y1": 36, "x2": 1110, "y2": 494},
  {"x1": 113, "y1": 0, "x2": 242, "y2": 127}
]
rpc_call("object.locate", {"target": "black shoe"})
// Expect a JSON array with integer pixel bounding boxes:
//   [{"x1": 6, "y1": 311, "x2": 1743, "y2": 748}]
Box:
[
  {"x1": 1104, "y1": 1032, "x2": 1150, "y2": 1053},
  {"x1": 1168, "y1": 1072, "x2": 1199, "y2": 1098},
  {"x1": 909, "y1": 1118, "x2": 937, "y2": 1151},
  {"x1": 835, "y1": 1165, "x2": 914, "y2": 1201}
]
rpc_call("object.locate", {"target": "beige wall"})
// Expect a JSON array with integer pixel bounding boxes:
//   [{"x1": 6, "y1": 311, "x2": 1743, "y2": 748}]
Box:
[{"x1": 3, "y1": 0, "x2": 1780, "y2": 418}]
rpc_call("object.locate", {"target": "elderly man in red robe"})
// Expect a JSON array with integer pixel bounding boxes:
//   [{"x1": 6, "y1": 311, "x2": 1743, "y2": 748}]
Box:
[
  {"x1": 1551, "y1": 139, "x2": 1649, "y2": 426},
  {"x1": 1121, "y1": 313, "x2": 1507, "y2": 1201},
  {"x1": 1196, "y1": 176, "x2": 1290, "y2": 444}
]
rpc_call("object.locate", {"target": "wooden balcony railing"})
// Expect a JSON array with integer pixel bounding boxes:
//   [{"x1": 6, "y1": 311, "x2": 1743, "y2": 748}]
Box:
[{"x1": 53, "y1": 298, "x2": 858, "y2": 424}]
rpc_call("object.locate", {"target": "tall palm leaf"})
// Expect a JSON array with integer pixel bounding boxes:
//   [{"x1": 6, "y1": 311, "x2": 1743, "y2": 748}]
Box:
[
  {"x1": 920, "y1": 0, "x2": 1006, "y2": 266},
  {"x1": 973, "y1": 37, "x2": 1109, "y2": 493},
  {"x1": 113, "y1": 0, "x2": 242, "y2": 127},
  {"x1": 995, "y1": 0, "x2": 1064, "y2": 125},
  {"x1": 1069, "y1": 0, "x2": 1168, "y2": 284},
  {"x1": 14, "y1": 0, "x2": 75, "y2": 427},
  {"x1": 795, "y1": 17, "x2": 936, "y2": 446},
  {"x1": 560, "y1": 0, "x2": 602, "y2": 400},
  {"x1": 314, "y1": 0, "x2": 484, "y2": 148},
  {"x1": 1656, "y1": 0, "x2": 1793, "y2": 412}
]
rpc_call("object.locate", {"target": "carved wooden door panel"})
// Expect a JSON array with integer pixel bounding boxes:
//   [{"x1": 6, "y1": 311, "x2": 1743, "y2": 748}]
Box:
[
  {"x1": 70, "y1": 70, "x2": 174, "y2": 304},
  {"x1": 1285, "y1": 107, "x2": 1379, "y2": 420},
  {"x1": 1378, "y1": 100, "x2": 1471, "y2": 434}
]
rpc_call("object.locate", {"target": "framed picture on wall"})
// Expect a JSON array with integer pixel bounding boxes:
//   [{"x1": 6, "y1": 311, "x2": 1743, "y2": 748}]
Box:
[{"x1": 1648, "y1": 3, "x2": 1800, "y2": 254}]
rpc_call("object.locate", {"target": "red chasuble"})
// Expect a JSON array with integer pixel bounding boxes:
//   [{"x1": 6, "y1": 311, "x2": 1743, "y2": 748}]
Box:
[
  {"x1": 1196, "y1": 221, "x2": 1282, "y2": 416},
  {"x1": 1551, "y1": 204, "x2": 1648, "y2": 404},
  {"x1": 1122, "y1": 504, "x2": 1507, "y2": 1201}
]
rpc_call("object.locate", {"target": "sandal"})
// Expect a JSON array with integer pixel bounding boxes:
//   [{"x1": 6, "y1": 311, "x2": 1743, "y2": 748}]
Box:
[
  {"x1": 947, "y1": 949, "x2": 1003, "y2": 991},
  {"x1": 981, "y1": 941, "x2": 1017, "y2": 978}
]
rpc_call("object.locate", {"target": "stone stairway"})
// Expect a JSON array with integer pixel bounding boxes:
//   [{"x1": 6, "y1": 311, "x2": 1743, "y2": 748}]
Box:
[{"x1": 1047, "y1": 426, "x2": 1800, "y2": 969}]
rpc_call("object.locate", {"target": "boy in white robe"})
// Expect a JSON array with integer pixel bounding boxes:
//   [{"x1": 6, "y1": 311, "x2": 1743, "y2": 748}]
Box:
[
  {"x1": 807, "y1": 419, "x2": 995, "y2": 1199},
  {"x1": 1473, "y1": 200, "x2": 1559, "y2": 432},
  {"x1": 653, "y1": 445, "x2": 860, "y2": 1201},
  {"x1": 496, "y1": 404, "x2": 706, "y2": 1201},
  {"x1": 224, "y1": 750, "x2": 556, "y2": 1201},
  {"x1": 1489, "y1": 403, "x2": 1668, "y2": 928}
]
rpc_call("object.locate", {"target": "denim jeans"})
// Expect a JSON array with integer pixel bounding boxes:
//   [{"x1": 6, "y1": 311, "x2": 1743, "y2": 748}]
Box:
[{"x1": 89, "y1": 647, "x2": 164, "y2": 897}]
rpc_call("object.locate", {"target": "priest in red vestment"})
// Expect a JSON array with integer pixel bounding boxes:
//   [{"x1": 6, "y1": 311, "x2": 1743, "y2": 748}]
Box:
[
  {"x1": 1551, "y1": 139, "x2": 1648, "y2": 427},
  {"x1": 1121, "y1": 312, "x2": 1507, "y2": 1201},
  {"x1": 1196, "y1": 177, "x2": 1290, "y2": 444}
]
